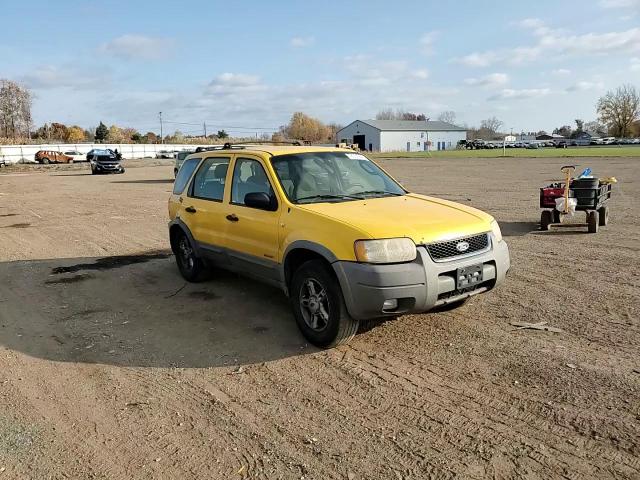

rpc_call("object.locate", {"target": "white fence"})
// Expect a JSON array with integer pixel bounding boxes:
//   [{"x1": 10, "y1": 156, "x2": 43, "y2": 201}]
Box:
[{"x1": 0, "y1": 143, "x2": 201, "y2": 164}]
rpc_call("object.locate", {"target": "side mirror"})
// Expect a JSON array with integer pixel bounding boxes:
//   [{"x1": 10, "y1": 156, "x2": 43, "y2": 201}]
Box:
[{"x1": 244, "y1": 191, "x2": 276, "y2": 211}]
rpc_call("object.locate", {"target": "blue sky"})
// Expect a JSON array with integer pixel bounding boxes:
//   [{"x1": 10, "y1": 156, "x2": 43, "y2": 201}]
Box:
[{"x1": 3, "y1": 0, "x2": 639, "y2": 136}]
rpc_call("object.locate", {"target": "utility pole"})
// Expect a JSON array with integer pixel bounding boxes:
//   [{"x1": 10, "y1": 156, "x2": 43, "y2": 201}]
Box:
[
  {"x1": 159, "y1": 111, "x2": 163, "y2": 144},
  {"x1": 203, "y1": 122, "x2": 207, "y2": 138}
]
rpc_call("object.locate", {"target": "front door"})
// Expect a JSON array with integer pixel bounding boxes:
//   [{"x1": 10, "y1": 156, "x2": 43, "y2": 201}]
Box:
[
  {"x1": 181, "y1": 155, "x2": 232, "y2": 264},
  {"x1": 224, "y1": 155, "x2": 281, "y2": 283}
]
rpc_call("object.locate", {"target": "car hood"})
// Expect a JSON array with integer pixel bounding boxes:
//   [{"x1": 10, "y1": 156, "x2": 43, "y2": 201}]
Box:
[{"x1": 297, "y1": 193, "x2": 493, "y2": 244}]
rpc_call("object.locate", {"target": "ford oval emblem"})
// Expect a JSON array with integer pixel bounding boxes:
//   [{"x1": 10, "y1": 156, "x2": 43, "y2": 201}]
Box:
[{"x1": 456, "y1": 241, "x2": 470, "y2": 252}]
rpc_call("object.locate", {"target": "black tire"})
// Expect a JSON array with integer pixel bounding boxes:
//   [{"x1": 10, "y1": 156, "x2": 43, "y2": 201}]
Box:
[
  {"x1": 552, "y1": 209, "x2": 562, "y2": 224},
  {"x1": 91, "y1": 167, "x2": 97, "y2": 175},
  {"x1": 598, "y1": 206, "x2": 609, "y2": 226},
  {"x1": 541, "y1": 210, "x2": 552, "y2": 231},
  {"x1": 42, "y1": 157, "x2": 50, "y2": 164},
  {"x1": 290, "y1": 259, "x2": 358, "y2": 348},
  {"x1": 588, "y1": 210, "x2": 599, "y2": 233},
  {"x1": 174, "y1": 230, "x2": 207, "y2": 282}
]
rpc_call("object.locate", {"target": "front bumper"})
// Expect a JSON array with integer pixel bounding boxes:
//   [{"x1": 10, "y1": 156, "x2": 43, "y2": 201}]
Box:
[
  {"x1": 333, "y1": 235, "x2": 510, "y2": 320},
  {"x1": 94, "y1": 163, "x2": 124, "y2": 173}
]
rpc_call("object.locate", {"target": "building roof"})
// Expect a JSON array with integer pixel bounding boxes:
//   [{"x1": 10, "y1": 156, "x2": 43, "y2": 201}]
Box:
[{"x1": 341, "y1": 119, "x2": 467, "y2": 132}]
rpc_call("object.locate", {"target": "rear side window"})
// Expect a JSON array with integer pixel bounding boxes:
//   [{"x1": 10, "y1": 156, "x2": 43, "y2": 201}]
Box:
[
  {"x1": 173, "y1": 158, "x2": 200, "y2": 194},
  {"x1": 190, "y1": 157, "x2": 231, "y2": 201}
]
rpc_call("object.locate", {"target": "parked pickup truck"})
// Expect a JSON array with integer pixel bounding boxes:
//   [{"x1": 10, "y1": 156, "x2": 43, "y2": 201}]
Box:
[{"x1": 168, "y1": 144, "x2": 509, "y2": 347}]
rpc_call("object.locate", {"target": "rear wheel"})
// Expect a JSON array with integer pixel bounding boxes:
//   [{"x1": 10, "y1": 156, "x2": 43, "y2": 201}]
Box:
[
  {"x1": 174, "y1": 230, "x2": 207, "y2": 282},
  {"x1": 291, "y1": 260, "x2": 358, "y2": 348},
  {"x1": 540, "y1": 210, "x2": 552, "y2": 231},
  {"x1": 598, "y1": 206, "x2": 609, "y2": 226},
  {"x1": 588, "y1": 210, "x2": 599, "y2": 233}
]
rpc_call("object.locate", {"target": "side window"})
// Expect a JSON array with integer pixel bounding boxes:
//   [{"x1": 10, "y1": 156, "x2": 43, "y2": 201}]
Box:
[
  {"x1": 190, "y1": 157, "x2": 230, "y2": 201},
  {"x1": 173, "y1": 158, "x2": 200, "y2": 194},
  {"x1": 231, "y1": 158, "x2": 274, "y2": 206}
]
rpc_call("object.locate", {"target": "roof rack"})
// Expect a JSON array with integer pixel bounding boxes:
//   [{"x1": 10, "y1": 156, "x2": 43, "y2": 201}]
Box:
[{"x1": 221, "y1": 140, "x2": 302, "y2": 149}]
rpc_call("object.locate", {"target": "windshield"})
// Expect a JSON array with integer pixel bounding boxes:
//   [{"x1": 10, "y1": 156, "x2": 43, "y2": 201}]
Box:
[{"x1": 270, "y1": 151, "x2": 405, "y2": 204}]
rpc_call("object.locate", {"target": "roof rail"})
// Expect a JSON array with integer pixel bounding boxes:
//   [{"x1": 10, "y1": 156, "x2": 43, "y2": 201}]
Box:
[{"x1": 221, "y1": 140, "x2": 302, "y2": 149}]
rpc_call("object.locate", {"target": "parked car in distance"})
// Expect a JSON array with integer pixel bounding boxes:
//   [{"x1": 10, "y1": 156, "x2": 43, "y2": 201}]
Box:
[
  {"x1": 35, "y1": 150, "x2": 73, "y2": 164},
  {"x1": 168, "y1": 144, "x2": 510, "y2": 348},
  {"x1": 556, "y1": 140, "x2": 568, "y2": 148},
  {"x1": 156, "y1": 150, "x2": 175, "y2": 159},
  {"x1": 63, "y1": 150, "x2": 86, "y2": 162},
  {"x1": 602, "y1": 137, "x2": 616, "y2": 145},
  {"x1": 526, "y1": 142, "x2": 539, "y2": 149},
  {"x1": 89, "y1": 150, "x2": 125, "y2": 174},
  {"x1": 174, "y1": 150, "x2": 195, "y2": 177}
]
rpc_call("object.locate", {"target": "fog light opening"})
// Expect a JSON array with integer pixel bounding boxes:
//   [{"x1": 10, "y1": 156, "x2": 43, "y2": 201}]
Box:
[{"x1": 382, "y1": 299, "x2": 398, "y2": 312}]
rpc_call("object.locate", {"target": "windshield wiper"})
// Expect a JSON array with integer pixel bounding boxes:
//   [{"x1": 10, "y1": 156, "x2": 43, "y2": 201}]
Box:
[
  {"x1": 351, "y1": 190, "x2": 404, "y2": 197},
  {"x1": 295, "y1": 194, "x2": 360, "y2": 203}
]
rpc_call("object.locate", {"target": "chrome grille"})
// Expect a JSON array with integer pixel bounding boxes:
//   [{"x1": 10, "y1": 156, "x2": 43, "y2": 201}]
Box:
[{"x1": 426, "y1": 233, "x2": 489, "y2": 261}]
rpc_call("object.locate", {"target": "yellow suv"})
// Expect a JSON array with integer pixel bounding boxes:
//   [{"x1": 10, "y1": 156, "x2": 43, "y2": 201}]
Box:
[{"x1": 168, "y1": 144, "x2": 510, "y2": 347}]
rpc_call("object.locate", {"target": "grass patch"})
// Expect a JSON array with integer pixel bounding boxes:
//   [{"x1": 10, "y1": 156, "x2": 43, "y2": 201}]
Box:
[{"x1": 370, "y1": 146, "x2": 640, "y2": 159}]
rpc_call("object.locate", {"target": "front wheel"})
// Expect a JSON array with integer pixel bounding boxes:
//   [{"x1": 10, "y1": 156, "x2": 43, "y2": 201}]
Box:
[
  {"x1": 290, "y1": 260, "x2": 358, "y2": 348},
  {"x1": 42, "y1": 158, "x2": 50, "y2": 164},
  {"x1": 588, "y1": 210, "x2": 599, "y2": 233}
]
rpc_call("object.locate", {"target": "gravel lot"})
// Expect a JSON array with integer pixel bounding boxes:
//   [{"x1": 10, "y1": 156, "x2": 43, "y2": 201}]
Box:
[{"x1": 0, "y1": 157, "x2": 638, "y2": 479}]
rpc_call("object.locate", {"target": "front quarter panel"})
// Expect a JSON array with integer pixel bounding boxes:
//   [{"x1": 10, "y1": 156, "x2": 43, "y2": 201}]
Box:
[{"x1": 279, "y1": 206, "x2": 370, "y2": 263}]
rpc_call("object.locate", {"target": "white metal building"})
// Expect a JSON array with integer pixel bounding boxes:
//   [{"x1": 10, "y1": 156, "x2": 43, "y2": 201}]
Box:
[{"x1": 336, "y1": 120, "x2": 467, "y2": 152}]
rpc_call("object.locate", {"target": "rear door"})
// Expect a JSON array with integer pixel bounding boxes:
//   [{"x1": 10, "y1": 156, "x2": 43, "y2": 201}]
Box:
[
  {"x1": 180, "y1": 155, "x2": 232, "y2": 265},
  {"x1": 223, "y1": 155, "x2": 281, "y2": 283}
]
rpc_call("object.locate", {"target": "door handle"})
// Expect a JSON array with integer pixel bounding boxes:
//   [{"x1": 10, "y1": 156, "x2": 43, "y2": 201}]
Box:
[
  {"x1": 226, "y1": 214, "x2": 239, "y2": 222},
  {"x1": 185, "y1": 206, "x2": 197, "y2": 213}
]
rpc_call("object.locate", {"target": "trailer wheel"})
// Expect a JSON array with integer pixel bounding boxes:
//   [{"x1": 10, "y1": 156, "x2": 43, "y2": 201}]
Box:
[
  {"x1": 541, "y1": 210, "x2": 552, "y2": 231},
  {"x1": 588, "y1": 211, "x2": 599, "y2": 233},
  {"x1": 598, "y1": 206, "x2": 608, "y2": 226},
  {"x1": 552, "y1": 209, "x2": 563, "y2": 224}
]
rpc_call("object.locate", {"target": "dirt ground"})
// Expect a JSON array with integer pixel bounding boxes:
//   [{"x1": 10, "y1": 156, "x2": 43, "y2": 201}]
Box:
[{"x1": 0, "y1": 157, "x2": 638, "y2": 479}]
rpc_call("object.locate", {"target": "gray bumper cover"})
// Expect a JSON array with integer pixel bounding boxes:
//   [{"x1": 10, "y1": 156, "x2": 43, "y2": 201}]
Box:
[{"x1": 333, "y1": 236, "x2": 510, "y2": 320}]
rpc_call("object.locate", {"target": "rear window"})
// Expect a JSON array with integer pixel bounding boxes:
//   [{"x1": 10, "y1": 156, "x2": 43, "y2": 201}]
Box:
[{"x1": 173, "y1": 158, "x2": 200, "y2": 194}]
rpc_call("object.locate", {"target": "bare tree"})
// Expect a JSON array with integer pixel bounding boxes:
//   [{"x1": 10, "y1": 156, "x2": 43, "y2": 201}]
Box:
[
  {"x1": 597, "y1": 84, "x2": 640, "y2": 137},
  {"x1": 375, "y1": 108, "x2": 395, "y2": 120},
  {"x1": 480, "y1": 117, "x2": 503, "y2": 135},
  {"x1": 0, "y1": 79, "x2": 33, "y2": 140},
  {"x1": 438, "y1": 111, "x2": 456, "y2": 124},
  {"x1": 584, "y1": 120, "x2": 607, "y2": 135},
  {"x1": 376, "y1": 109, "x2": 428, "y2": 121}
]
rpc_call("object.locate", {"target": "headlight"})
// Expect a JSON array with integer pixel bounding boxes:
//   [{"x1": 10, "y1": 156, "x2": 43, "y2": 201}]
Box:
[
  {"x1": 354, "y1": 238, "x2": 416, "y2": 264},
  {"x1": 490, "y1": 220, "x2": 503, "y2": 243}
]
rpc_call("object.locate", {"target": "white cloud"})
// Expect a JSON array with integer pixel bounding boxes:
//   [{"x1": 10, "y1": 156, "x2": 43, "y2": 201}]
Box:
[
  {"x1": 455, "y1": 24, "x2": 640, "y2": 67},
  {"x1": 100, "y1": 34, "x2": 173, "y2": 61},
  {"x1": 552, "y1": 68, "x2": 571, "y2": 76},
  {"x1": 20, "y1": 65, "x2": 109, "y2": 90},
  {"x1": 419, "y1": 32, "x2": 438, "y2": 55},
  {"x1": 631, "y1": 57, "x2": 640, "y2": 71},
  {"x1": 464, "y1": 73, "x2": 509, "y2": 87},
  {"x1": 488, "y1": 88, "x2": 551, "y2": 101},
  {"x1": 207, "y1": 73, "x2": 265, "y2": 96},
  {"x1": 600, "y1": 0, "x2": 640, "y2": 8},
  {"x1": 412, "y1": 69, "x2": 429, "y2": 79},
  {"x1": 290, "y1": 36, "x2": 315, "y2": 48},
  {"x1": 210, "y1": 73, "x2": 260, "y2": 86},
  {"x1": 566, "y1": 81, "x2": 605, "y2": 92}
]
